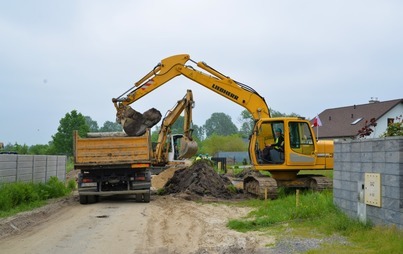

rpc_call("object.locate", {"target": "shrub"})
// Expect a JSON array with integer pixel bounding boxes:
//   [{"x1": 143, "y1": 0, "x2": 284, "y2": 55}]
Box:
[{"x1": 0, "y1": 177, "x2": 72, "y2": 216}]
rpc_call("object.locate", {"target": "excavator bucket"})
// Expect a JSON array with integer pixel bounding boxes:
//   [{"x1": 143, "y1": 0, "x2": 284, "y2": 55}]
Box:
[
  {"x1": 122, "y1": 107, "x2": 162, "y2": 136},
  {"x1": 178, "y1": 138, "x2": 198, "y2": 159}
]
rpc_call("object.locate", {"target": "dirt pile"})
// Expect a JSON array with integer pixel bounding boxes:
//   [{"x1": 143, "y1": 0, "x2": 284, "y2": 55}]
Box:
[
  {"x1": 151, "y1": 163, "x2": 190, "y2": 190},
  {"x1": 163, "y1": 160, "x2": 235, "y2": 199}
]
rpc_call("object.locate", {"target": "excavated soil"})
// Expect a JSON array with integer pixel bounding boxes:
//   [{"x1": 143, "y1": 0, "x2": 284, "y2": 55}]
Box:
[
  {"x1": 162, "y1": 160, "x2": 237, "y2": 200},
  {"x1": 151, "y1": 164, "x2": 190, "y2": 190},
  {"x1": 123, "y1": 107, "x2": 162, "y2": 136}
]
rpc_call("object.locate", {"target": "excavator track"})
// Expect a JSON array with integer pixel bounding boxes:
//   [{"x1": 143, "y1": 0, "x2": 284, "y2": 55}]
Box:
[
  {"x1": 243, "y1": 175, "x2": 278, "y2": 199},
  {"x1": 243, "y1": 174, "x2": 332, "y2": 199},
  {"x1": 308, "y1": 175, "x2": 333, "y2": 191}
]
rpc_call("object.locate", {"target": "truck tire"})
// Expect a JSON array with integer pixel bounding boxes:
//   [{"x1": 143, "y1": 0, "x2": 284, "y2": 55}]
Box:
[
  {"x1": 143, "y1": 191, "x2": 151, "y2": 203},
  {"x1": 79, "y1": 195, "x2": 88, "y2": 204},
  {"x1": 87, "y1": 195, "x2": 97, "y2": 204},
  {"x1": 135, "y1": 194, "x2": 143, "y2": 202}
]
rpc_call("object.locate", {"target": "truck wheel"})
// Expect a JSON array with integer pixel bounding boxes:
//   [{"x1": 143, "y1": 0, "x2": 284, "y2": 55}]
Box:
[
  {"x1": 143, "y1": 191, "x2": 151, "y2": 203},
  {"x1": 79, "y1": 195, "x2": 88, "y2": 204},
  {"x1": 135, "y1": 194, "x2": 142, "y2": 202},
  {"x1": 87, "y1": 195, "x2": 97, "y2": 204}
]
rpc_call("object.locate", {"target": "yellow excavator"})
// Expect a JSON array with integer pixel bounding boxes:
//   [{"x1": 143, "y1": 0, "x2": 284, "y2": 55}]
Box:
[
  {"x1": 153, "y1": 89, "x2": 198, "y2": 164},
  {"x1": 112, "y1": 54, "x2": 334, "y2": 198}
]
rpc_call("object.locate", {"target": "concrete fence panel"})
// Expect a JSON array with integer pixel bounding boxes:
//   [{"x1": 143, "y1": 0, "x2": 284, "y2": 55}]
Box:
[
  {"x1": 0, "y1": 155, "x2": 67, "y2": 184},
  {"x1": 333, "y1": 137, "x2": 402, "y2": 229}
]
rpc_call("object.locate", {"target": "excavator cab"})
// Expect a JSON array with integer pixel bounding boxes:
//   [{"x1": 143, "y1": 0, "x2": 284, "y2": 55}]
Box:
[
  {"x1": 251, "y1": 118, "x2": 317, "y2": 170},
  {"x1": 167, "y1": 134, "x2": 198, "y2": 161},
  {"x1": 245, "y1": 118, "x2": 333, "y2": 199}
]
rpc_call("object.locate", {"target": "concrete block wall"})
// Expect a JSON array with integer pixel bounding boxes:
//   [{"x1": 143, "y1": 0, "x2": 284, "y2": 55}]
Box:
[
  {"x1": 333, "y1": 137, "x2": 403, "y2": 229},
  {"x1": 0, "y1": 155, "x2": 66, "y2": 183}
]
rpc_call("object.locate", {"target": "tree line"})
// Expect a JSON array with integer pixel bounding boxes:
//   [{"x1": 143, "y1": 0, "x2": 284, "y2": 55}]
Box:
[{"x1": 1, "y1": 109, "x2": 301, "y2": 156}]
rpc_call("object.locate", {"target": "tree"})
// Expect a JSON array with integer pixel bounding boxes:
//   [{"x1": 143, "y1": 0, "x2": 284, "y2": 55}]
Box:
[
  {"x1": 270, "y1": 108, "x2": 301, "y2": 118},
  {"x1": 191, "y1": 124, "x2": 204, "y2": 141},
  {"x1": 204, "y1": 112, "x2": 238, "y2": 137},
  {"x1": 170, "y1": 116, "x2": 184, "y2": 134},
  {"x1": 99, "y1": 121, "x2": 122, "y2": 132},
  {"x1": 85, "y1": 116, "x2": 99, "y2": 132},
  {"x1": 357, "y1": 118, "x2": 377, "y2": 138},
  {"x1": 237, "y1": 109, "x2": 302, "y2": 138},
  {"x1": 238, "y1": 110, "x2": 254, "y2": 138},
  {"x1": 171, "y1": 116, "x2": 205, "y2": 141},
  {"x1": 201, "y1": 134, "x2": 247, "y2": 155},
  {"x1": 52, "y1": 110, "x2": 89, "y2": 156},
  {"x1": 29, "y1": 144, "x2": 51, "y2": 155},
  {"x1": 381, "y1": 117, "x2": 403, "y2": 137},
  {"x1": 2, "y1": 143, "x2": 28, "y2": 154},
  {"x1": 150, "y1": 115, "x2": 184, "y2": 143}
]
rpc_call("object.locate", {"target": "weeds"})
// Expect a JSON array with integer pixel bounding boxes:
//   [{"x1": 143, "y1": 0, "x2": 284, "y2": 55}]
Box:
[
  {"x1": 0, "y1": 177, "x2": 75, "y2": 218},
  {"x1": 228, "y1": 190, "x2": 339, "y2": 232},
  {"x1": 227, "y1": 190, "x2": 402, "y2": 253}
]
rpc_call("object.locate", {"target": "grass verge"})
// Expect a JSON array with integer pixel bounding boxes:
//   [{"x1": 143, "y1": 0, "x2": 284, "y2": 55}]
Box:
[
  {"x1": 0, "y1": 177, "x2": 76, "y2": 218},
  {"x1": 227, "y1": 190, "x2": 403, "y2": 253}
]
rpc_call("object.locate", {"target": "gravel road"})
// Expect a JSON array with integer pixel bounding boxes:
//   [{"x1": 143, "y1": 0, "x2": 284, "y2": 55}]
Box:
[{"x1": 0, "y1": 194, "x2": 275, "y2": 254}]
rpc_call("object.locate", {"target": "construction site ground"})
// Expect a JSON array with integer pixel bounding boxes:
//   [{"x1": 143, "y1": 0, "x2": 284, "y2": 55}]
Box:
[
  {"x1": 0, "y1": 162, "x2": 340, "y2": 253},
  {"x1": 0, "y1": 193, "x2": 277, "y2": 254}
]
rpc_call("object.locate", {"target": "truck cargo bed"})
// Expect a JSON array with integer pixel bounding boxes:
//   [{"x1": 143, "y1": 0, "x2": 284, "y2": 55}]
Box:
[{"x1": 73, "y1": 131, "x2": 153, "y2": 167}]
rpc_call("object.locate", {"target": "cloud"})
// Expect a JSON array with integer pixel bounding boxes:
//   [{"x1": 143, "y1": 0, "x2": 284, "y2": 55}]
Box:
[{"x1": 1, "y1": 0, "x2": 402, "y2": 145}]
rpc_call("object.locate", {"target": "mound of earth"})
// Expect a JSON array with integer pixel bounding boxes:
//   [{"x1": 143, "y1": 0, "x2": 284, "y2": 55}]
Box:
[
  {"x1": 151, "y1": 163, "x2": 190, "y2": 190},
  {"x1": 163, "y1": 160, "x2": 235, "y2": 199}
]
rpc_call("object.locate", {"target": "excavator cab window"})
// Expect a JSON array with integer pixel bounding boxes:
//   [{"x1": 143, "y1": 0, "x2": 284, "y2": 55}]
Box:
[
  {"x1": 288, "y1": 122, "x2": 315, "y2": 155},
  {"x1": 256, "y1": 121, "x2": 285, "y2": 164},
  {"x1": 172, "y1": 136, "x2": 180, "y2": 160},
  {"x1": 257, "y1": 121, "x2": 284, "y2": 147}
]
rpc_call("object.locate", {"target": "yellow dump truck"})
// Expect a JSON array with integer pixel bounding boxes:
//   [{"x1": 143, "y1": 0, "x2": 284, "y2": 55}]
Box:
[
  {"x1": 74, "y1": 130, "x2": 157, "y2": 204},
  {"x1": 74, "y1": 90, "x2": 197, "y2": 204}
]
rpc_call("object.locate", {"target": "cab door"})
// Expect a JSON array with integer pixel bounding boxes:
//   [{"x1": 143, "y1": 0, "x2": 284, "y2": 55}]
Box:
[
  {"x1": 286, "y1": 121, "x2": 316, "y2": 166},
  {"x1": 249, "y1": 119, "x2": 285, "y2": 165}
]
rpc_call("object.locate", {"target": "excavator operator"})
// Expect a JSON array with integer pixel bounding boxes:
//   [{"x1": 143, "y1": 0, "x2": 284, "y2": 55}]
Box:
[{"x1": 262, "y1": 128, "x2": 284, "y2": 163}]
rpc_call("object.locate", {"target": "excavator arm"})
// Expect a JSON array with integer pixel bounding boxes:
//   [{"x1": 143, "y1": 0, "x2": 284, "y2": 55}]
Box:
[
  {"x1": 112, "y1": 54, "x2": 270, "y2": 123},
  {"x1": 154, "y1": 89, "x2": 197, "y2": 163}
]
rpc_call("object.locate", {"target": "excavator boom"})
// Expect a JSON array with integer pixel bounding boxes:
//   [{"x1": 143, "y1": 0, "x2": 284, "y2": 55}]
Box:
[
  {"x1": 112, "y1": 54, "x2": 270, "y2": 122},
  {"x1": 154, "y1": 89, "x2": 198, "y2": 164}
]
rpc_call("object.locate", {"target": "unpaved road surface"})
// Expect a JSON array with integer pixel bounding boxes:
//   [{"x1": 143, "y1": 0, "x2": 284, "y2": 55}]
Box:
[{"x1": 0, "y1": 194, "x2": 274, "y2": 254}]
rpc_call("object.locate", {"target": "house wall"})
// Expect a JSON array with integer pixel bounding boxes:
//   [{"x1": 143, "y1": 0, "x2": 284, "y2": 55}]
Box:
[
  {"x1": 0, "y1": 154, "x2": 66, "y2": 183},
  {"x1": 333, "y1": 137, "x2": 402, "y2": 229},
  {"x1": 371, "y1": 104, "x2": 403, "y2": 138}
]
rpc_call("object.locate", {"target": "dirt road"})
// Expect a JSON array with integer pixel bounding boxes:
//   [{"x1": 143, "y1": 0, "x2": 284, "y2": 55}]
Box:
[{"x1": 0, "y1": 195, "x2": 274, "y2": 254}]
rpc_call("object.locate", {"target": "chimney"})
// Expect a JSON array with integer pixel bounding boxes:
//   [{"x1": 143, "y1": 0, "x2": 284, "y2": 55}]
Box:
[{"x1": 369, "y1": 97, "x2": 380, "y2": 103}]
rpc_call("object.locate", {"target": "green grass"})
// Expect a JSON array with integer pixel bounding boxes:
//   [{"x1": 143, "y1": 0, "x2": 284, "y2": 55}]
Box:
[
  {"x1": 0, "y1": 177, "x2": 75, "y2": 218},
  {"x1": 227, "y1": 190, "x2": 403, "y2": 253},
  {"x1": 299, "y1": 169, "x2": 333, "y2": 179},
  {"x1": 66, "y1": 156, "x2": 75, "y2": 173}
]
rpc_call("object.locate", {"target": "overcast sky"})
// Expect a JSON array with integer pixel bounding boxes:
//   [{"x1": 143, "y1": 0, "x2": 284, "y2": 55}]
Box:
[{"x1": 1, "y1": 1, "x2": 402, "y2": 146}]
